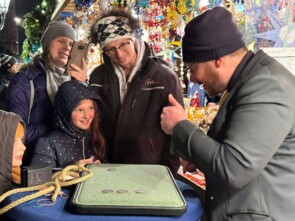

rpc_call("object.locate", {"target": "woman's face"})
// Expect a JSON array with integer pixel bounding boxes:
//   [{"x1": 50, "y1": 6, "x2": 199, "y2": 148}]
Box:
[
  {"x1": 12, "y1": 138, "x2": 26, "y2": 167},
  {"x1": 71, "y1": 99, "x2": 95, "y2": 130},
  {"x1": 48, "y1": 37, "x2": 74, "y2": 67}
]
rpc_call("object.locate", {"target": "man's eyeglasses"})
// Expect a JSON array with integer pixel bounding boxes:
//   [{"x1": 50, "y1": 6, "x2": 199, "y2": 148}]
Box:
[
  {"x1": 184, "y1": 63, "x2": 194, "y2": 73},
  {"x1": 103, "y1": 40, "x2": 131, "y2": 56}
]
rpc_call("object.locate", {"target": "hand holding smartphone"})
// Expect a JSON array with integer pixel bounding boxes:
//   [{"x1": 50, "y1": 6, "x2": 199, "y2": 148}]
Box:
[{"x1": 67, "y1": 41, "x2": 89, "y2": 72}]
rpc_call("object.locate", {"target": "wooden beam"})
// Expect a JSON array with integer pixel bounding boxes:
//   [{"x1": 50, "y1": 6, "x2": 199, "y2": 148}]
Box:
[{"x1": 51, "y1": 0, "x2": 71, "y2": 21}]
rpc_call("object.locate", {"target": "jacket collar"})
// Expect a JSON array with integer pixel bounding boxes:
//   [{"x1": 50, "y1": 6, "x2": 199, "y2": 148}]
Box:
[{"x1": 23, "y1": 57, "x2": 46, "y2": 80}]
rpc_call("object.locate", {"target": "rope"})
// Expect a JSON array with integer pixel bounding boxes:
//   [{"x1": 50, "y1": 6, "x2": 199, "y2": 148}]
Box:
[{"x1": 0, "y1": 165, "x2": 93, "y2": 215}]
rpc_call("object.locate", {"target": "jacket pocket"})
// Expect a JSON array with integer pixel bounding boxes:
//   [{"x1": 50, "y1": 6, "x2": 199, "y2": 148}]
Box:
[{"x1": 223, "y1": 212, "x2": 271, "y2": 221}]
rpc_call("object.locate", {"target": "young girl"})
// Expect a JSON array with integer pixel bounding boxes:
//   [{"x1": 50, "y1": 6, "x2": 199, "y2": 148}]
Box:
[
  {"x1": 30, "y1": 80, "x2": 106, "y2": 168},
  {"x1": 0, "y1": 111, "x2": 26, "y2": 195}
]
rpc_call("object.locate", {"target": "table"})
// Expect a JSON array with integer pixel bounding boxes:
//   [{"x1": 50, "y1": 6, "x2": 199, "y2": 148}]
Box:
[{"x1": 3, "y1": 180, "x2": 203, "y2": 221}]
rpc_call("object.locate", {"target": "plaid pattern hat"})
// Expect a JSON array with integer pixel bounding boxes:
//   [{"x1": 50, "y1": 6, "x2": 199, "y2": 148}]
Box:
[
  {"x1": 0, "y1": 54, "x2": 17, "y2": 71},
  {"x1": 41, "y1": 21, "x2": 76, "y2": 52},
  {"x1": 93, "y1": 16, "x2": 132, "y2": 49}
]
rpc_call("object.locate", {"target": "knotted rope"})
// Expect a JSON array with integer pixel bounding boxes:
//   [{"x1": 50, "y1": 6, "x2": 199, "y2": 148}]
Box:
[{"x1": 0, "y1": 165, "x2": 93, "y2": 214}]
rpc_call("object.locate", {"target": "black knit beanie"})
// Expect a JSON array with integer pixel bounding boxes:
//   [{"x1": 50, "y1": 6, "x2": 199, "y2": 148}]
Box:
[
  {"x1": 182, "y1": 7, "x2": 246, "y2": 63},
  {"x1": 0, "y1": 54, "x2": 17, "y2": 71}
]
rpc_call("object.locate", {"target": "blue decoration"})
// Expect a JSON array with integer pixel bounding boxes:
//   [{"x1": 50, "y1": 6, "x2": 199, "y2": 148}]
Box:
[
  {"x1": 59, "y1": 12, "x2": 74, "y2": 19},
  {"x1": 74, "y1": 0, "x2": 94, "y2": 8},
  {"x1": 138, "y1": 0, "x2": 149, "y2": 8},
  {"x1": 31, "y1": 42, "x2": 40, "y2": 53}
]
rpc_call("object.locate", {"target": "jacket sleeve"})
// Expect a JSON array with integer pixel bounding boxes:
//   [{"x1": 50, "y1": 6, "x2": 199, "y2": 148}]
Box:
[
  {"x1": 160, "y1": 66, "x2": 184, "y2": 176},
  {"x1": 172, "y1": 73, "x2": 295, "y2": 189},
  {"x1": 30, "y1": 137, "x2": 57, "y2": 168},
  {"x1": 6, "y1": 73, "x2": 51, "y2": 147}
]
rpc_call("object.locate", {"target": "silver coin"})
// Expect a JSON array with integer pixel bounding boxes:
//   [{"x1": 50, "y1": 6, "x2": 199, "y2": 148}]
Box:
[
  {"x1": 107, "y1": 168, "x2": 117, "y2": 171},
  {"x1": 102, "y1": 189, "x2": 114, "y2": 193},
  {"x1": 117, "y1": 189, "x2": 128, "y2": 194},
  {"x1": 135, "y1": 189, "x2": 146, "y2": 194}
]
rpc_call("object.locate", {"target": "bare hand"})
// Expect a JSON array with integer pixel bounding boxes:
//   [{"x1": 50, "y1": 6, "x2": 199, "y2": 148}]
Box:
[
  {"x1": 161, "y1": 94, "x2": 187, "y2": 134},
  {"x1": 76, "y1": 156, "x2": 98, "y2": 167},
  {"x1": 180, "y1": 158, "x2": 196, "y2": 173},
  {"x1": 67, "y1": 57, "x2": 87, "y2": 82}
]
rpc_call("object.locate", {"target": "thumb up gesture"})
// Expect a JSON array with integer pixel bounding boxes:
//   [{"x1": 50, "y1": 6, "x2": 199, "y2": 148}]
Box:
[{"x1": 161, "y1": 94, "x2": 187, "y2": 135}]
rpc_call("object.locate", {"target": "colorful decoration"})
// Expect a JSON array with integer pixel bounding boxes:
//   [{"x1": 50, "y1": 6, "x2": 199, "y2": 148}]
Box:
[
  {"x1": 138, "y1": 0, "x2": 149, "y2": 7},
  {"x1": 245, "y1": 0, "x2": 295, "y2": 50},
  {"x1": 175, "y1": 0, "x2": 196, "y2": 15},
  {"x1": 98, "y1": 0, "x2": 114, "y2": 13},
  {"x1": 74, "y1": 0, "x2": 95, "y2": 9},
  {"x1": 21, "y1": 0, "x2": 56, "y2": 61}
]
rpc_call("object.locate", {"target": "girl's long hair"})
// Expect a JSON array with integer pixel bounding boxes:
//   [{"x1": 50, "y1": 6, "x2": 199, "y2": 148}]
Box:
[{"x1": 90, "y1": 101, "x2": 106, "y2": 160}]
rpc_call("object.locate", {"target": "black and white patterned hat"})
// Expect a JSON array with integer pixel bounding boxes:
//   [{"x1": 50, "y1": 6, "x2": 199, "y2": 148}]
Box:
[
  {"x1": 0, "y1": 53, "x2": 17, "y2": 71},
  {"x1": 93, "y1": 16, "x2": 132, "y2": 49}
]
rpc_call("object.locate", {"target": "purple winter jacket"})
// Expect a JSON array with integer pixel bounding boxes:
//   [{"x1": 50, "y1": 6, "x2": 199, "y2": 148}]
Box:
[{"x1": 6, "y1": 57, "x2": 53, "y2": 164}]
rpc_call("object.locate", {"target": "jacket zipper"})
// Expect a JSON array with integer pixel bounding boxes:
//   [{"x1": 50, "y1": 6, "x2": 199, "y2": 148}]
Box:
[{"x1": 82, "y1": 137, "x2": 85, "y2": 159}]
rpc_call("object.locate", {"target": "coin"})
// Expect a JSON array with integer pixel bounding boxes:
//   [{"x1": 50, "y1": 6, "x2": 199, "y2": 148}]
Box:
[
  {"x1": 107, "y1": 168, "x2": 117, "y2": 171},
  {"x1": 135, "y1": 189, "x2": 146, "y2": 194},
  {"x1": 102, "y1": 189, "x2": 114, "y2": 193},
  {"x1": 117, "y1": 189, "x2": 128, "y2": 194}
]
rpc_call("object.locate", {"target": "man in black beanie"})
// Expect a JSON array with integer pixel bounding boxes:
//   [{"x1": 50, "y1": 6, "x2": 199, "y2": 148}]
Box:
[{"x1": 161, "y1": 6, "x2": 295, "y2": 221}]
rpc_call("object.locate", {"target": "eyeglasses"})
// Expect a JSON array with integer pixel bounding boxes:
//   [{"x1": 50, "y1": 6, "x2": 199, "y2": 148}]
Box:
[
  {"x1": 103, "y1": 40, "x2": 131, "y2": 56},
  {"x1": 185, "y1": 63, "x2": 195, "y2": 74}
]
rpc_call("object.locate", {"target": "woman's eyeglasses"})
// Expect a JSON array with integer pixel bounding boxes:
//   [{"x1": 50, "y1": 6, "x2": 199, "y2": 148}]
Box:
[{"x1": 103, "y1": 40, "x2": 131, "y2": 56}]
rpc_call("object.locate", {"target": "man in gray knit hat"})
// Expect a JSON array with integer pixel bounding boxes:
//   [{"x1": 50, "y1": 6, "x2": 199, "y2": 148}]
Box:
[
  {"x1": 6, "y1": 20, "x2": 88, "y2": 165},
  {"x1": 161, "y1": 6, "x2": 295, "y2": 221}
]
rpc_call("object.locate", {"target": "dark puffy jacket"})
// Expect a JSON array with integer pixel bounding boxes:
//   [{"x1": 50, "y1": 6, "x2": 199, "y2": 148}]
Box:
[
  {"x1": 0, "y1": 70, "x2": 13, "y2": 110},
  {"x1": 6, "y1": 58, "x2": 53, "y2": 164},
  {"x1": 89, "y1": 41, "x2": 183, "y2": 176},
  {"x1": 30, "y1": 80, "x2": 104, "y2": 168}
]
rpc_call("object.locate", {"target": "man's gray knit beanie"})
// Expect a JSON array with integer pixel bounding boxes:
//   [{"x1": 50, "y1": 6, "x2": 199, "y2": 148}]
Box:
[{"x1": 41, "y1": 21, "x2": 76, "y2": 52}]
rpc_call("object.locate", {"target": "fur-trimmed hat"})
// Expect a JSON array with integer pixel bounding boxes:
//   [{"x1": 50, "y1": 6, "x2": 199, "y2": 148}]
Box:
[
  {"x1": 41, "y1": 21, "x2": 76, "y2": 52},
  {"x1": 93, "y1": 16, "x2": 132, "y2": 49},
  {"x1": 182, "y1": 7, "x2": 246, "y2": 63},
  {"x1": 0, "y1": 54, "x2": 17, "y2": 71}
]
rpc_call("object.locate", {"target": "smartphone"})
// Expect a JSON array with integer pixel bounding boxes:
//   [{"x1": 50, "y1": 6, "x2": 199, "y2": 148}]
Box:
[{"x1": 66, "y1": 41, "x2": 89, "y2": 72}]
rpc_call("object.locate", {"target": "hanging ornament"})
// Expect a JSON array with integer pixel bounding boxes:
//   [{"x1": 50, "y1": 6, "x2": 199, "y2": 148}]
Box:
[
  {"x1": 175, "y1": 0, "x2": 196, "y2": 15},
  {"x1": 138, "y1": 0, "x2": 149, "y2": 7},
  {"x1": 99, "y1": 0, "x2": 114, "y2": 13},
  {"x1": 74, "y1": 0, "x2": 95, "y2": 9}
]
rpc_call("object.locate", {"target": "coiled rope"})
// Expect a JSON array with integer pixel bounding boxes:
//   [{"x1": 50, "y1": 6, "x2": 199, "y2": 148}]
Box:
[{"x1": 0, "y1": 165, "x2": 93, "y2": 214}]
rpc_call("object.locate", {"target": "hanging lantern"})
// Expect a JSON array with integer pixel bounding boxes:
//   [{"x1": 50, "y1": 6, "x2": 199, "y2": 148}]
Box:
[
  {"x1": 0, "y1": 0, "x2": 10, "y2": 31},
  {"x1": 175, "y1": 0, "x2": 196, "y2": 15}
]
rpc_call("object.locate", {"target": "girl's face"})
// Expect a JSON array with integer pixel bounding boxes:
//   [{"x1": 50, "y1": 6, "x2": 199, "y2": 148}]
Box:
[
  {"x1": 48, "y1": 37, "x2": 74, "y2": 67},
  {"x1": 71, "y1": 99, "x2": 95, "y2": 130},
  {"x1": 13, "y1": 137, "x2": 26, "y2": 167}
]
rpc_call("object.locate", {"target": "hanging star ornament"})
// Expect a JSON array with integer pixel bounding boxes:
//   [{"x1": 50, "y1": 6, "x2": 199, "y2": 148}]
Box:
[{"x1": 255, "y1": 0, "x2": 295, "y2": 48}]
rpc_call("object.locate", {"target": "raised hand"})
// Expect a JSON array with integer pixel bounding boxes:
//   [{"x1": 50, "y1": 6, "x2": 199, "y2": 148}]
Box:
[{"x1": 160, "y1": 94, "x2": 186, "y2": 135}]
